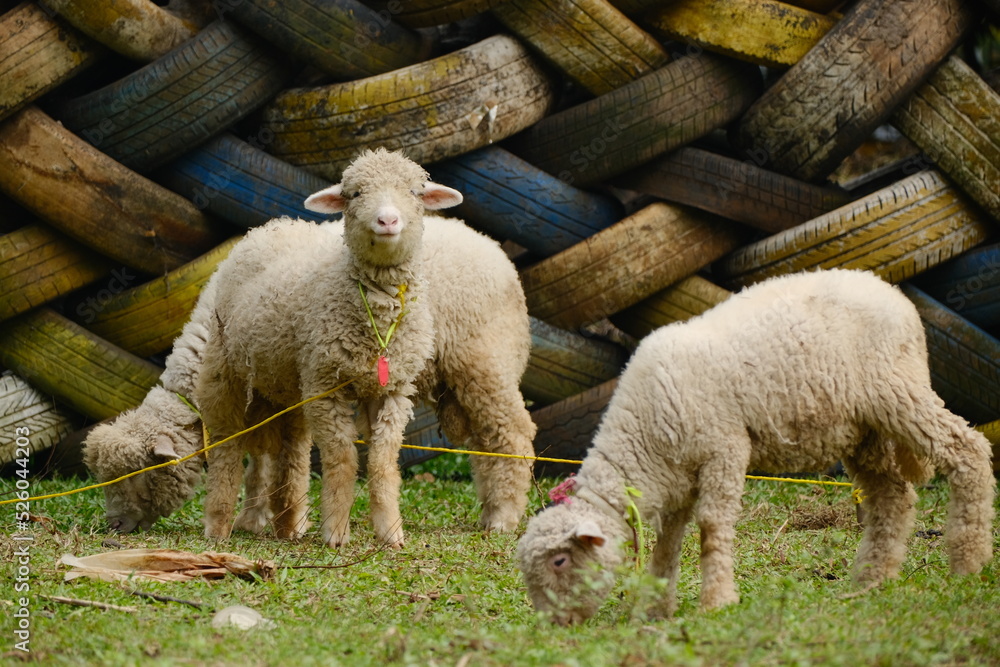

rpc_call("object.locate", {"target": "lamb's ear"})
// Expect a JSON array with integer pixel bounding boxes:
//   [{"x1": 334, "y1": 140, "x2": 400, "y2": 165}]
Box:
[
  {"x1": 151, "y1": 436, "x2": 181, "y2": 460},
  {"x1": 421, "y1": 182, "x2": 463, "y2": 210},
  {"x1": 304, "y1": 184, "x2": 347, "y2": 213},
  {"x1": 573, "y1": 519, "x2": 607, "y2": 548}
]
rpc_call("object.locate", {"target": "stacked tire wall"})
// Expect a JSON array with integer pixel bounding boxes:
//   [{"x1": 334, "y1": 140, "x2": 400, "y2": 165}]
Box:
[{"x1": 1, "y1": 0, "x2": 998, "y2": 474}]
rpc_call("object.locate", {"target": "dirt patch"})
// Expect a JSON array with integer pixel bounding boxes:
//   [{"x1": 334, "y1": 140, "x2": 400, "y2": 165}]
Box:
[{"x1": 789, "y1": 502, "x2": 857, "y2": 531}]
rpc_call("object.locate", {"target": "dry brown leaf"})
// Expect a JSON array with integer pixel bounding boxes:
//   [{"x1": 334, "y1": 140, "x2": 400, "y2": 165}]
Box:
[{"x1": 59, "y1": 549, "x2": 275, "y2": 583}]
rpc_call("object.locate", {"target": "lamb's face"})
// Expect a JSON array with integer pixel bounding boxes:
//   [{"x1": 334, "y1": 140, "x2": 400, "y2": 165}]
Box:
[
  {"x1": 304, "y1": 148, "x2": 462, "y2": 267},
  {"x1": 83, "y1": 414, "x2": 201, "y2": 532},
  {"x1": 516, "y1": 503, "x2": 620, "y2": 625}
]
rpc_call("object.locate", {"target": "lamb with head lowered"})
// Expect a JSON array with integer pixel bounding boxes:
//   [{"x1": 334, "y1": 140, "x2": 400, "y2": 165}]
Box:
[{"x1": 517, "y1": 269, "x2": 995, "y2": 625}]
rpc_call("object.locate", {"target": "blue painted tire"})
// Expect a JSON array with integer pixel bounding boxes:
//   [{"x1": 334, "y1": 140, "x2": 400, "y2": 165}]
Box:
[
  {"x1": 56, "y1": 21, "x2": 289, "y2": 172},
  {"x1": 911, "y1": 243, "x2": 1000, "y2": 334},
  {"x1": 901, "y1": 283, "x2": 1000, "y2": 425},
  {"x1": 427, "y1": 147, "x2": 622, "y2": 256},
  {"x1": 153, "y1": 133, "x2": 331, "y2": 228}
]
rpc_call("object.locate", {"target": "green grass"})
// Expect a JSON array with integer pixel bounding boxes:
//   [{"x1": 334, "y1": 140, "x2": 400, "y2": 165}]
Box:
[{"x1": 3, "y1": 457, "x2": 999, "y2": 666}]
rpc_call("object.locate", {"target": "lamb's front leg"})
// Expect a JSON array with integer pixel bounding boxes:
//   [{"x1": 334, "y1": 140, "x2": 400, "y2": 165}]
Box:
[
  {"x1": 648, "y1": 503, "x2": 694, "y2": 619},
  {"x1": 203, "y1": 437, "x2": 245, "y2": 539},
  {"x1": 306, "y1": 397, "x2": 360, "y2": 548},
  {"x1": 364, "y1": 394, "x2": 411, "y2": 548},
  {"x1": 695, "y1": 446, "x2": 749, "y2": 610}
]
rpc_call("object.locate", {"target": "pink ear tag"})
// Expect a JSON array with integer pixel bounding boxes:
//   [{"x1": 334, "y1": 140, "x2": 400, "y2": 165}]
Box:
[{"x1": 378, "y1": 355, "x2": 389, "y2": 387}]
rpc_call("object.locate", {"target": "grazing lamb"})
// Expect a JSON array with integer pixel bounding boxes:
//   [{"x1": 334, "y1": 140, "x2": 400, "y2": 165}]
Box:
[
  {"x1": 517, "y1": 269, "x2": 995, "y2": 625},
  {"x1": 81, "y1": 274, "x2": 280, "y2": 535},
  {"x1": 82, "y1": 214, "x2": 536, "y2": 536}
]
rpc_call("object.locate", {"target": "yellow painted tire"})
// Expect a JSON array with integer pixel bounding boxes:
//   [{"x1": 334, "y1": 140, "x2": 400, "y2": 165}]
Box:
[
  {"x1": 77, "y1": 237, "x2": 240, "y2": 358},
  {"x1": 38, "y1": 0, "x2": 198, "y2": 61},
  {"x1": 735, "y1": 0, "x2": 975, "y2": 182},
  {"x1": 0, "y1": 107, "x2": 222, "y2": 275},
  {"x1": 0, "y1": 308, "x2": 162, "y2": 420},
  {"x1": 976, "y1": 419, "x2": 999, "y2": 472},
  {"x1": 261, "y1": 34, "x2": 555, "y2": 181},
  {"x1": 641, "y1": 0, "x2": 837, "y2": 68},
  {"x1": 0, "y1": 224, "x2": 109, "y2": 322},
  {"x1": 715, "y1": 170, "x2": 994, "y2": 288},
  {"x1": 891, "y1": 56, "x2": 1000, "y2": 223},
  {"x1": 0, "y1": 3, "x2": 101, "y2": 122},
  {"x1": 520, "y1": 202, "x2": 745, "y2": 329},
  {"x1": 493, "y1": 0, "x2": 668, "y2": 96},
  {"x1": 610, "y1": 275, "x2": 733, "y2": 340}
]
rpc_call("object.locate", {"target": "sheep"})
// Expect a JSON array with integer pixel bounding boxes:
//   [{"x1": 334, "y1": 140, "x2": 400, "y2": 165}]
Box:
[
  {"x1": 82, "y1": 212, "x2": 536, "y2": 537},
  {"x1": 194, "y1": 149, "x2": 449, "y2": 547},
  {"x1": 82, "y1": 275, "x2": 279, "y2": 534},
  {"x1": 517, "y1": 269, "x2": 995, "y2": 625},
  {"x1": 190, "y1": 148, "x2": 535, "y2": 547}
]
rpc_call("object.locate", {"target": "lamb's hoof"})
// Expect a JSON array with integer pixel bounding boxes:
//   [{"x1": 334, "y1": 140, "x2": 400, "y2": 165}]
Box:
[
  {"x1": 233, "y1": 509, "x2": 272, "y2": 535},
  {"x1": 203, "y1": 523, "x2": 232, "y2": 540},
  {"x1": 274, "y1": 519, "x2": 311, "y2": 541},
  {"x1": 377, "y1": 527, "x2": 405, "y2": 550},
  {"x1": 699, "y1": 589, "x2": 739, "y2": 611},
  {"x1": 324, "y1": 528, "x2": 350, "y2": 548},
  {"x1": 480, "y1": 509, "x2": 520, "y2": 533}
]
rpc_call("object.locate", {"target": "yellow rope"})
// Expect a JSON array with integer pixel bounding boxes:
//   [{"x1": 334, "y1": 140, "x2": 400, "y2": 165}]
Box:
[
  {"x1": 2, "y1": 377, "x2": 860, "y2": 504},
  {"x1": 0, "y1": 375, "x2": 360, "y2": 506}
]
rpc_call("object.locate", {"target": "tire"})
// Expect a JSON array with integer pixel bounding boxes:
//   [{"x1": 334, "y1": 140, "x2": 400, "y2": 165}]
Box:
[
  {"x1": 0, "y1": 371, "x2": 79, "y2": 465},
  {"x1": 76, "y1": 237, "x2": 240, "y2": 358},
  {"x1": 1, "y1": 224, "x2": 110, "y2": 322},
  {"x1": 228, "y1": 0, "x2": 429, "y2": 78},
  {"x1": 520, "y1": 202, "x2": 745, "y2": 329},
  {"x1": 523, "y1": 316, "x2": 626, "y2": 405},
  {"x1": 0, "y1": 3, "x2": 100, "y2": 123},
  {"x1": 0, "y1": 308, "x2": 162, "y2": 421},
  {"x1": 363, "y1": 0, "x2": 511, "y2": 27},
  {"x1": 0, "y1": 106, "x2": 223, "y2": 275},
  {"x1": 610, "y1": 274, "x2": 732, "y2": 340},
  {"x1": 37, "y1": 0, "x2": 198, "y2": 62},
  {"x1": 612, "y1": 146, "x2": 853, "y2": 234},
  {"x1": 506, "y1": 52, "x2": 761, "y2": 187},
  {"x1": 427, "y1": 146, "x2": 623, "y2": 256},
  {"x1": 715, "y1": 170, "x2": 994, "y2": 288},
  {"x1": 397, "y1": 401, "x2": 453, "y2": 468},
  {"x1": 261, "y1": 34, "x2": 555, "y2": 181},
  {"x1": 900, "y1": 284, "x2": 1000, "y2": 425},
  {"x1": 640, "y1": 0, "x2": 837, "y2": 68},
  {"x1": 152, "y1": 133, "x2": 331, "y2": 228},
  {"x1": 890, "y1": 55, "x2": 1000, "y2": 222},
  {"x1": 911, "y1": 243, "x2": 1000, "y2": 333},
  {"x1": 57, "y1": 20, "x2": 290, "y2": 172},
  {"x1": 977, "y1": 419, "x2": 999, "y2": 472},
  {"x1": 735, "y1": 0, "x2": 976, "y2": 183},
  {"x1": 530, "y1": 378, "x2": 617, "y2": 477},
  {"x1": 492, "y1": 0, "x2": 668, "y2": 96}
]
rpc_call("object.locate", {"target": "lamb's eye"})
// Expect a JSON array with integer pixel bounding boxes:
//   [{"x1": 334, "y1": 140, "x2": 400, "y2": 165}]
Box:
[
  {"x1": 549, "y1": 553, "x2": 571, "y2": 573},
  {"x1": 350, "y1": 191, "x2": 361, "y2": 199}
]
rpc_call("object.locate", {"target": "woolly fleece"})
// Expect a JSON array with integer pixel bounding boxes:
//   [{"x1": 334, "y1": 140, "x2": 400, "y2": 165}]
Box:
[{"x1": 517, "y1": 269, "x2": 995, "y2": 625}]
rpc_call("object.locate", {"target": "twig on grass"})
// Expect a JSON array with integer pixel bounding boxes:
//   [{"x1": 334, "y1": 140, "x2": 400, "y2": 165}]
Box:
[
  {"x1": 125, "y1": 588, "x2": 204, "y2": 609},
  {"x1": 40, "y1": 595, "x2": 138, "y2": 613}
]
